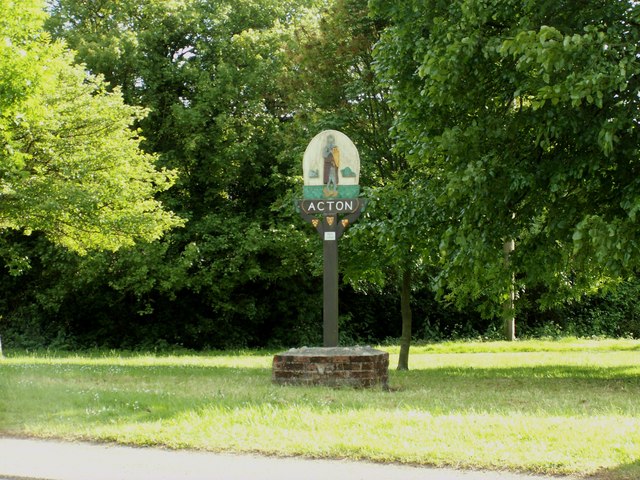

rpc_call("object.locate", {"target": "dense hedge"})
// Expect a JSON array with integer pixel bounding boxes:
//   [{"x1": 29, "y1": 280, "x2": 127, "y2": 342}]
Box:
[{"x1": 4, "y1": 269, "x2": 638, "y2": 350}]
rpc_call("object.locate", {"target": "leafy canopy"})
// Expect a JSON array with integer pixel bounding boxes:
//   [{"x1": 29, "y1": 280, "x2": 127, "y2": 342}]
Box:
[
  {"x1": 30, "y1": 0, "x2": 327, "y2": 348},
  {"x1": 372, "y1": 0, "x2": 640, "y2": 310},
  {"x1": 1, "y1": 0, "x2": 182, "y2": 254}
]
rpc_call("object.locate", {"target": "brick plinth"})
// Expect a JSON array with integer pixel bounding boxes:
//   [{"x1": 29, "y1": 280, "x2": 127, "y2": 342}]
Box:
[{"x1": 272, "y1": 346, "x2": 389, "y2": 388}]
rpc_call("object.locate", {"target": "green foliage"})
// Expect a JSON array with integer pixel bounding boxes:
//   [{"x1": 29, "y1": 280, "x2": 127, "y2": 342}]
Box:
[
  {"x1": 3, "y1": 0, "x2": 640, "y2": 350},
  {"x1": 0, "y1": 0, "x2": 47, "y2": 111},
  {"x1": 1, "y1": 0, "x2": 182, "y2": 254},
  {"x1": 0, "y1": 0, "x2": 328, "y2": 349},
  {"x1": 372, "y1": 0, "x2": 640, "y2": 316},
  {"x1": 283, "y1": 0, "x2": 402, "y2": 182},
  {"x1": 519, "y1": 278, "x2": 640, "y2": 339}
]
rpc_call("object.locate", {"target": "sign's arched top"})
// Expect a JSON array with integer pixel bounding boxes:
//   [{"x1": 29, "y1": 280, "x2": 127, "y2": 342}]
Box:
[{"x1": 302, "y1": 130, "x2": 360, "y2": 200}]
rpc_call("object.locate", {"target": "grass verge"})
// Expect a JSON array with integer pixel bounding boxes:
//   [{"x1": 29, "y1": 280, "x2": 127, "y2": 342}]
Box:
[{"x1": 0, "y1": 338, "x2": 638, "y2": 479}]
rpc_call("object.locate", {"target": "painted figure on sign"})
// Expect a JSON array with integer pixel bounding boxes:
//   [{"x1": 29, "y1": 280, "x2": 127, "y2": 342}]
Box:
[
  {"x1": 302, "y1": 129, "x2": 360, "y2": 200},
  {"x1": 323, "y1": 135, "x2": 340, "y2": 197}
]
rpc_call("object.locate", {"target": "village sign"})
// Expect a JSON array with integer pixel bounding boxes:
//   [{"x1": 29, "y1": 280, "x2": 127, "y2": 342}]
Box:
[{"x1": 297, "y1": 130, "x2": 364, "y2": 347}]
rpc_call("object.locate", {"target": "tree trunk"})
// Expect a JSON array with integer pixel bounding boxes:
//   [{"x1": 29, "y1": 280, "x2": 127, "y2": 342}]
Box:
[
  {"x1": 503, "y1": 239, "x2": 516, "y2": 341},
  {"x1": 397, "y1": 268, "x2": 412, "y2": 370}
]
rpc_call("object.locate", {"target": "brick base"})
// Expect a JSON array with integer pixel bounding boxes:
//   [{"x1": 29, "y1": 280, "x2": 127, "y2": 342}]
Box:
[{"x1": 272, "y1": 346, "x2": 389, "y2": 388}]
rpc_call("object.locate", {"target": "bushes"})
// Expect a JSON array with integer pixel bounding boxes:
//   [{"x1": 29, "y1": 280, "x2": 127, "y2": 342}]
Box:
[
  {"x1": 3, "y1": 258, "x2": 639, "y2": 350},
  {"x1": 518, "y1": 279, "x2": 640, "y2": 339}
]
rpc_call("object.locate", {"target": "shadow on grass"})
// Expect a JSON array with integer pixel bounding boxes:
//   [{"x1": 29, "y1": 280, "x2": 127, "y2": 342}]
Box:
[
  {"x1": 401, "y1": 363, "x2": 640, "y2": 379},
  {"x1": 2, "y1": 360, "x2": 639, "y2": 479},
  {"x1": 586, "y1": 459, "x2": 640, "y2": 480},
  {"x1": 2, "y1": 355, "x2": 638, "y2": 480},
  {"x1": 0, "y1": 362, "x2": 270, "y2": 428},
  {"x1": 2, "y1": 360, "x2": 639, "y2": 426}
]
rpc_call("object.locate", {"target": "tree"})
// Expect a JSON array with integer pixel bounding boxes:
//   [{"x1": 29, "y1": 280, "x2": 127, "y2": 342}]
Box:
[
  {"x1": 26, "y1": 0, "x2": 327, "y2": 349},
  {"x1": 372, "y1": 0, "x2": 640, "y2": 328},
  {"x1": 346, "y1": 175, "x2": 438, "y2": 367},
  {"x1": 1, "y1": 0, "x2": 181, "y2": 254},
  {"x1": 284, "y1": 0, "x2": 440, "y2": 367}
]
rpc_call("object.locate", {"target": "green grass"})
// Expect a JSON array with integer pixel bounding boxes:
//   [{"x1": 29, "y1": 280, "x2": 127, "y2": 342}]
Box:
[{"x1": 1, "y1": 339, "x2": 639, "y2": 479}]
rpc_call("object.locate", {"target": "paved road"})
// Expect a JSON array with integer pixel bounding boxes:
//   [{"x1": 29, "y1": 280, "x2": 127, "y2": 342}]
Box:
[{"x1": 0, "y1": 437, "x2": 578, "y2": 480}]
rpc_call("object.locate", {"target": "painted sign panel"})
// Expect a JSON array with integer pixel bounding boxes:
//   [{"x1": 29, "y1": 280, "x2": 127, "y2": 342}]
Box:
[
  {"x1": 302, "y1": 130, "x2": 360, "y2": 199},
  {"x1": 299, "y1": 198, "x2": 362, "y2": 215}
]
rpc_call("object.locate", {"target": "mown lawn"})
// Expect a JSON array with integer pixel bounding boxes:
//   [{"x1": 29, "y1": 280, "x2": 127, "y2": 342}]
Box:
[{"x1": 0, "y1": 338, "x2": 638, "y2": 479}]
